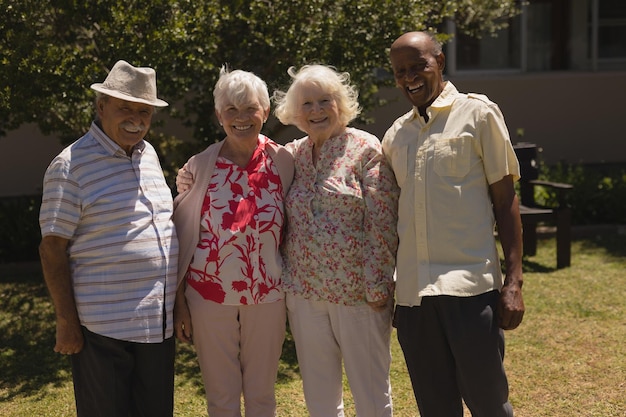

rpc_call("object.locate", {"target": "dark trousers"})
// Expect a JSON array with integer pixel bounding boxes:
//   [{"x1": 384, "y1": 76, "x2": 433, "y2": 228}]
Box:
[
  {"x1": 395, "y1": 291, "x2": 514, "y2": 417},
  {"x1": 71, "y1": 327, "x2": 175, "y2": 417}
]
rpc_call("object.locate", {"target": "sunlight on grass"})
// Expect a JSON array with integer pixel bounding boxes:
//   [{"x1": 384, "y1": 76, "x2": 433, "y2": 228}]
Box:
[{"x1": 1, "y1": 230, "x2": 624, "y2": 416}]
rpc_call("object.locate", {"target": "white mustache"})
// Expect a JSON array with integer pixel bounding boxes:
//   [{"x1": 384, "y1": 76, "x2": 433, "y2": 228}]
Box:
[{"x1": 120, "y1": 122, "x2": 146, "y2": 133}]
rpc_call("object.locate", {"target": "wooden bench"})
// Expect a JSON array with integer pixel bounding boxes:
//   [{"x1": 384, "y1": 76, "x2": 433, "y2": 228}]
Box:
[{"x1": 514, "y1": 143, "x2": 573, "y2": 269}]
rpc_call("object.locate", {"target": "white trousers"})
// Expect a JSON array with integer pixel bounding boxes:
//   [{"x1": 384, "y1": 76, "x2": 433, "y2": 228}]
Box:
[
  {"x1": 286, "y1": 294, "x2": 394, "y2": 417},
  {"x1": 186, "y1": 287, "x2": 286, "y2": 417}
]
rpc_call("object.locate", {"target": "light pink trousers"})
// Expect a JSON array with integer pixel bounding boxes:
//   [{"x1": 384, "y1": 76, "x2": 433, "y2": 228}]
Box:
[
  {"x1": 186, "y1": 287, "x2": 286, "y2": 417},
  {"x1": 286, "y1": 294, "x2": 394, "y2": 417}
]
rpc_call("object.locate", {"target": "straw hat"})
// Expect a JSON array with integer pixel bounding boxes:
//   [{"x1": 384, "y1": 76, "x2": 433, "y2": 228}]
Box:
[{"x1": 90, "y1": 60, "x2": 168, "y2": 107}]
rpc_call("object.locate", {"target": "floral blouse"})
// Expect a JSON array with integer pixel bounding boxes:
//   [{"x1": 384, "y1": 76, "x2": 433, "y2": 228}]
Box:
[
  {"x1": 185, "y1": 137, "x2": 285, "y2": 305},
  {"x1": 281, "y1": 127, "x2": 399, "y2": 305}
]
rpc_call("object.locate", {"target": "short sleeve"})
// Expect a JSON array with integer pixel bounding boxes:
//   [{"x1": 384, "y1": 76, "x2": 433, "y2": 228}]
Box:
[
  {"x1": 39, "y1": 156, "x2": 81, "y2": 239},
  {"x1": 479, "y1": 102, "x2": 521, "y2": 185}
]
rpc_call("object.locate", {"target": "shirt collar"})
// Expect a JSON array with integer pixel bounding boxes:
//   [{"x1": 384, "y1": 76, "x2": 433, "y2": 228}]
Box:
[
  {"x1": 257, "y1": 133, "x2": 269, "y2": 151},
  {"x1": 409, "y1": 81, "x2": 458, "y2": 121}
]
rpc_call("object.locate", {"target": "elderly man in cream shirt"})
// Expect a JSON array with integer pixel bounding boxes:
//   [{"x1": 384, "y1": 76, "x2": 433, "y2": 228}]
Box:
[{"x1": 383, "y1": 31, "x2": 525, "y2": 417}]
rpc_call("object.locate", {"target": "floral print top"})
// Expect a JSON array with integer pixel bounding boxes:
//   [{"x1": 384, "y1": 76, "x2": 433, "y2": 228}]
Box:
[
  {"x1": 281, "y1": 127, "x2": 399, "y2": 305},
  {"x1": 185, "y1": 136, "x2": 285, "y2": 305}
]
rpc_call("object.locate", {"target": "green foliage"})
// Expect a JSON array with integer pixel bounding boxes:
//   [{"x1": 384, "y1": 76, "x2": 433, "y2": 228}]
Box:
[
  {"x1": 0, "y1": 195, "x2": 42, "y2": 262},
  {"x1": 1, "y1": 0, "x2": 520, "y2": 159},
  {"x1": 537, "y1": 163, "x2": 626, "y2": 225}
]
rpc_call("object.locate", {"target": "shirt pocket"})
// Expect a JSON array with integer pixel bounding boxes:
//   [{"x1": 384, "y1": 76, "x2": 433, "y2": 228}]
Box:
[{"x1": 433, "y1": 136, "x2": 472, "y2": 178}]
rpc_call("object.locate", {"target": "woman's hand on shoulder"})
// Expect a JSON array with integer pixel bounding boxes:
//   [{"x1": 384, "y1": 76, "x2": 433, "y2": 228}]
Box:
[{"x1": 176, "y1": 163, "x2": 194, "y2": 194}]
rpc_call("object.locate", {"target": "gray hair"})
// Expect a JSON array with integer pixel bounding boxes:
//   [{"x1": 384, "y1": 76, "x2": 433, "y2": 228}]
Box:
[
  {"x1": 213, "y1": 66, "x2": 270, "y2": 112},
  {"x1": 93, "y1": 93, "x2": 109, "y2": 122},
  {"x1": 273, "y1": 64, "x2": 361, "y2": 130},
  {"x1": 93, "y1": 92, "x2": 157, "y2": 122}
]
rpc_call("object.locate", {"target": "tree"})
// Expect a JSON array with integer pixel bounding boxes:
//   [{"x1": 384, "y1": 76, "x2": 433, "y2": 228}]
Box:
[{"x1": 0, "y1": 0, "x2": 520, "y2": 179}]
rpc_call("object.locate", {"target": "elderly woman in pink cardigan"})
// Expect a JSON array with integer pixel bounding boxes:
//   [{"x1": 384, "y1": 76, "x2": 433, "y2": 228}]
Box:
[{"x1": 173, "y1": 66, "x2": 293, "y2": 417}]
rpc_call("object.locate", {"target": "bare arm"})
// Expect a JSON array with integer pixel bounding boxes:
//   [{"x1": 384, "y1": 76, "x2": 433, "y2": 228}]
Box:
[
  {"x1": 39, "y1": 235, "x2": 84, "y2": 354},
  {"x1": 490, "y1": 175, "x2": 525, "y2": 330}
]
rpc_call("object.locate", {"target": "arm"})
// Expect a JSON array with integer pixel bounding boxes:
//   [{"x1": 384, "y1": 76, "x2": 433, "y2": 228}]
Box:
[
  {"x1": 490, "y1": 175, "x2": 525, "y2": 330},
  {"x1": 174, "y1": 283, "x2": 193, "y2": 343},
  {"x1": 173, "y1": 160, "x2": 194, "y2": 343},
  {"x1": 39, "y1": 235, "x2": 84, "y2": 354},
  {"x1": 362, "y1": 144, "x2": 400, "y2": 312}
]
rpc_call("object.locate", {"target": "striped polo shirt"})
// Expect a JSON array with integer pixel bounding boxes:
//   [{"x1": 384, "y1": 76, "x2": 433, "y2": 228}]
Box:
[{"x1": 39, "y1": 122, "x2": 178, "y2": 343}]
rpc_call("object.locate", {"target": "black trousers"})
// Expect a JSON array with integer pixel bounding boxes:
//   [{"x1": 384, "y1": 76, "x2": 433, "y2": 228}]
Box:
[
  {"x1": 395, "y1": 291, "x2": 514, "y2": 417},
  {"x1": 71, "y1": 327, "x2": 175, "y2": 417}
]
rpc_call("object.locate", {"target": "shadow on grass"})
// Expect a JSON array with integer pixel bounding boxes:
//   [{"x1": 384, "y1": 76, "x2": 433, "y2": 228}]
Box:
[
  {"x1": 0, "y1": 262, "x2": 68, "y2": 401},
  {"x1": 278, "y1": 325, "x2": 300, "y2": 383},
  {"x1": 0, "y1": 261, "x2": 302, "y2": 402},
  {"x1": 575, "y1": 229, "x2": 626, "y2": 259},
  {"x1": 516, "y1": 227, "x2": 626, "y2": 272},
  {"x1": 8, "y1": 230, "x2": 621, "y2": 401},
  {"x1": 174, "y1": 342, "x2": 205, "y2": 396},
  {"x1": 521, "y1": 258, "x2": 554, "y2": 273}
]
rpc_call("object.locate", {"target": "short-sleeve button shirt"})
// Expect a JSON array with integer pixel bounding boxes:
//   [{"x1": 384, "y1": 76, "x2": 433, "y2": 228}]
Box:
[
  {"x1": 382, "y1": 82, "x2": 520, "y2": 307},
  {"x1": 39, "y1": 123, "x2": 178, "y2": 342}
]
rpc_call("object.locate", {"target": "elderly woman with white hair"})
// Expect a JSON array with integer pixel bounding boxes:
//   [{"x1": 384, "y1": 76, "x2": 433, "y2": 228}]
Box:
[
  {"x1": 274, "y1": 64, "x2": 399, "y2": 417},
  {"x1": 173, "y1": 66, "x2": 293, "y2": 417}
]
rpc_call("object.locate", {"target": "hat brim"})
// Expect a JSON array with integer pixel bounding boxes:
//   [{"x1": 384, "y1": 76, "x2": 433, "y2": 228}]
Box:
[{"x1": 91, "y1": 83, "x2": 169, "y2": 107}]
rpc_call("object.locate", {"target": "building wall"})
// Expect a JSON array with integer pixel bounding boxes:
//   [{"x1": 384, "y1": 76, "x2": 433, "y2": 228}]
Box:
[
  {"x1": 449, "y1": 71, "x2": 626, "y2": 165},
  {"x1": 348, "y1": 71, "x2": 626, "y2": 166},
  {"x1": 2, "y1": 70, "x2": 625, "y2": 197},
  {"x1": 0, "y1": 124, "x2": 64, "y2": 197}
]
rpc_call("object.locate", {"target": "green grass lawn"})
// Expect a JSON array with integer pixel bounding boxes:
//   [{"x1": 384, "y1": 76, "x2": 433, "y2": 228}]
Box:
[{"x1": 1, "y1": 230, "x2": 625, "y2": 416}]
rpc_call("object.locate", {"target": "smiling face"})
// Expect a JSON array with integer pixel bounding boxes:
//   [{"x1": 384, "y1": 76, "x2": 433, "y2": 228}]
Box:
[
  {"x1": 390, "y1": 32, "x2": 446, "y2": 114},
  {"x1": 97, "y1": 96, "x2": 154, "y2": 155},
  {"x1": 216, "y1": 95, "x2": 269, "y2": 144},
  {"x1": 295, "y1": 82, "x2": 345, "y2": 143}
]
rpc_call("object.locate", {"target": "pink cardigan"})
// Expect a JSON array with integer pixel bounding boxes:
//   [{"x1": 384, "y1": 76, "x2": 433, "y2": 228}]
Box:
[{"x1": 173, "y1": 138, "x2": 294, "y2": 287}]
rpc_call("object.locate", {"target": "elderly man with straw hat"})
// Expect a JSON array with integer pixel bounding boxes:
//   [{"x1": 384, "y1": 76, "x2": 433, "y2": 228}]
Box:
[{"x1": 39, "y1": 60, "x2": 179, "y2": 417}]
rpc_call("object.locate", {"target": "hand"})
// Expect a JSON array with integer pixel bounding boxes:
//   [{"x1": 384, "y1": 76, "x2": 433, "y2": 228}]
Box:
[
  {"x1": 497, "y1": 281, "x2": 525, "y2": 330},
  {"x1": 367, "y1": 296, "x2": 392, "y2": 312},
  {"x1": 174, "y1": 296, "x2": 193, "y2": 344},
  {"x1": 54, "y1": 321, "x2": 84, "y2": 355},
  {"x1": 175, "y1": 163, "x2": 194, "y2": 194}
]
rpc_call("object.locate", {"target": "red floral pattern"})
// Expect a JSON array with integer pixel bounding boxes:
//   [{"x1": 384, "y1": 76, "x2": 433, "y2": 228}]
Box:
[{"x1": 186, "y1": 136, "x2": 285, "y2": 305}]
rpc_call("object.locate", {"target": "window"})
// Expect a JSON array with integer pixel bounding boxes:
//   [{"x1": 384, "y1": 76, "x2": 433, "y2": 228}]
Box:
[
  {"x1": 595, "y1": 0, "x2": 626, "y2": 64},
  {"x1": 446, "y1": 0, "x2": 626, "y2": 74},
  {"x1": 453, "y1": 16, "x2": 522, "y2": 71}
]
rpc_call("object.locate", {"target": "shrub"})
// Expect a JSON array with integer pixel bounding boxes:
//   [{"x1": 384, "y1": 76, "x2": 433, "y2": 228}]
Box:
[
  {"x1": 536, "y1": 163, "x2": 626, "y2": 225},
  {"x1": 0, "y1": 195, "x2": 42, "y2": 263},
  {"x1": 1, "y1": 162, "x2": 624, "y2": 264}
]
